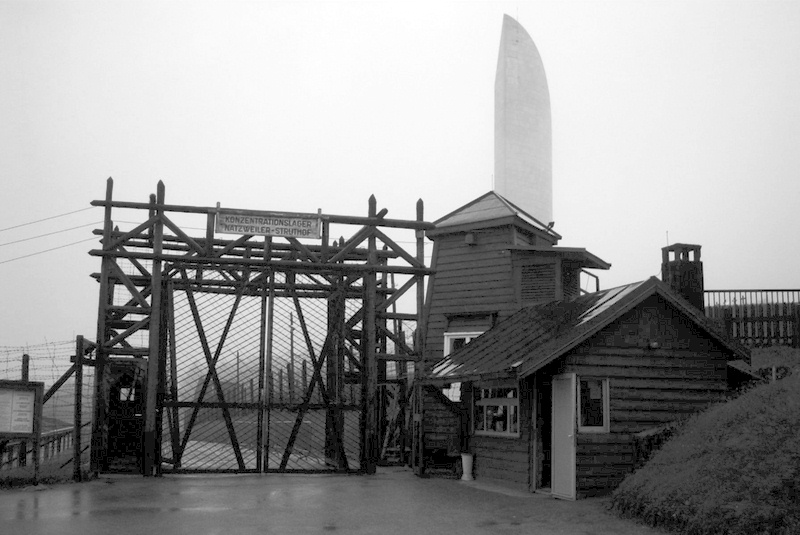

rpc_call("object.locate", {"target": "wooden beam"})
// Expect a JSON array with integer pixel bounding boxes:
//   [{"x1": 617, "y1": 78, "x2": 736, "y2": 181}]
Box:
[
  {"x1": 91, "y1": 198, "x2": 435, "y2": 230},
  {"x1": 161, "y1": 213, "x2": 206, "y2": 256},
  {"x1": 108, "y1": 261, "x2": 150, "y2": 308},
  {"x1": 104, "y1": 317, "x2": 150, "y2": 349},
  {"x1": 375, "y1": 353, "x2": 420, "y2": 362},
  {"x1": 372, "y1": 228, "x2": 424, "y2": 268},
  {"x1": 90, "y1": 248, "x2": 433, "y2": 276},
  {"x1": 43, "y1": 365, "x2": 76, "y2": 404}
]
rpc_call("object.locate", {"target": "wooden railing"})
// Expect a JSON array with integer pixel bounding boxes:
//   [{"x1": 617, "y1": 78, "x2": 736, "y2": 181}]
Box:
[
  {"x1": 1, "y1": 425, "x2": 89, "y2": 471},
  {"x1": 705, "y1": 290, "x2": 800, "y2": 348}
]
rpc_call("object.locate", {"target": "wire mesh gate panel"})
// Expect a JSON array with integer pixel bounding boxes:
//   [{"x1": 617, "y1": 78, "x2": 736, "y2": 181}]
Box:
[
  {"x1": 161, "y1": 272, "x2": 364, "y2": 472},
  {"x1": 90, "y1": 179, "x2": 431, "y2": 475}
]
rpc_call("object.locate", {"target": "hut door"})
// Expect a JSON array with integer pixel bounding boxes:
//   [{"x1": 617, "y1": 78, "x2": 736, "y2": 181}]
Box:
[
  {"x1": 107, "y1": 370, "x2": 145, "y2": 472},
  {"x1": 551, "y1": 373, "x2": 576, "y2": 500}
]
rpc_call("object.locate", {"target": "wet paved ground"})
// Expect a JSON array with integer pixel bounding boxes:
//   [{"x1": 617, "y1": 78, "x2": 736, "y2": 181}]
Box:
[{"x1": 0, "y1": 467, "x2": 660, "y2": 535}]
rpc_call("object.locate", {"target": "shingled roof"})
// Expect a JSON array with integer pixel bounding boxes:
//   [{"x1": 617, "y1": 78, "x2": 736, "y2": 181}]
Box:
[
  {"x1": 429, "y1": 191, "x2": 561, "y2": 239},
  {"x1": 427, "y1": 276, "x2": 751, "y2": 384}
]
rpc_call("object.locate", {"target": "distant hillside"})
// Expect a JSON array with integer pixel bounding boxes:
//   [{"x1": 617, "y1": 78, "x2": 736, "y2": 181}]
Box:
[{"x1": 611, "y1": 368, "x2": 800, "y2": 534}]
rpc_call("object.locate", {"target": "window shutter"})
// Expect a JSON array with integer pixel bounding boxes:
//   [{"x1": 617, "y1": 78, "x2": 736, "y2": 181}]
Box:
[{"x1": 521, "y1": 264, "x2": 556, "y2": 301}]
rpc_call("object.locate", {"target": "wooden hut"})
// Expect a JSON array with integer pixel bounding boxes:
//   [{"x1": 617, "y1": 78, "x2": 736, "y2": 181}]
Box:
[{"x1": 420, "y1": 194, "x2": 755, "y2": 498}]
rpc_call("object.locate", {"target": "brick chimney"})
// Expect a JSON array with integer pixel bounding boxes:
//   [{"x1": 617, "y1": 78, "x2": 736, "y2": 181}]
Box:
[{"x1": 661, "y1": 243, "x2": 704, "y2": 312}]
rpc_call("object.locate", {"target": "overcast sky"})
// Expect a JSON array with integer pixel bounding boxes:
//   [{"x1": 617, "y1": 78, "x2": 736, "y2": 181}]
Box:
[{"x1": 2, "y1": 1, "x2": 799, "y2": 347}]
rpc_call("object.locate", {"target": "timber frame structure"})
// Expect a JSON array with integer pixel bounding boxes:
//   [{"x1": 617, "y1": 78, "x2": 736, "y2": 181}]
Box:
[{"x1": 89, "y1": 179, "x2": 433, "y2": 476}]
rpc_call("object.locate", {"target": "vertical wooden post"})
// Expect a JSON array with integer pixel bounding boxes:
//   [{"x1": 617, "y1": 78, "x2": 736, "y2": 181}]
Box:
[
  {"x1": 325, "y1": 220, "x2": 346, "y2": 469},
  {"x1": 376, "y1": 248, "x2": 389, "y2": 465},
  {"x1": 74, "y1": 336, "x2": 84, "y2": 482},
  {"x1": 143, "y1": 182, "x2": 165, "y2": 476},
  {"x1": 92, "y1": 177, "x2": 115, "y2": 474},
  {"x1": 320, "y1": 213, "x2": 329, "y2": 263},
  {"x1": 326, "y1": 274, "x2": 345, "y2": 469},
  {"x1": 362, "y1": 195, "x2": 379, "y2": 474},
  {"x1": 19, "y1": 354, "x2": 30, "y2": 467},
  {"x1": 723, "y1": 309, "x2": 733, "y2": 341},
  {"x1": 413, "y1": 198, "x2": 426, "y2": 476},
  {"x1": 206, "y1": 207, "x2": 217, "y2": 257},
  {"x1": 21, "y1": 354, "x2": 29, "y2": 381}
]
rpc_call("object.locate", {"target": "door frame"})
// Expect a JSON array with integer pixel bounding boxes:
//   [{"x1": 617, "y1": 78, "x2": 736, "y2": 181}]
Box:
[{"x1": 551, "y1": 373, "x2": 576, "y2": 500}]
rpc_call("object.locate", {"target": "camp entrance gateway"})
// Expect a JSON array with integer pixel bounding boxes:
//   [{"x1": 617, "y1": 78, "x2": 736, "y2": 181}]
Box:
[{"x1": 90, "y1": 179, "x2": 431, "y2": 476}]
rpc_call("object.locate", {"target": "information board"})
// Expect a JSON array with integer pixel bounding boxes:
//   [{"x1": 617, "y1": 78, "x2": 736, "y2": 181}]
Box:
[
  {"x1": 0, "y1": 380, "x2": 44, "y2": 439},
  {"x1": 215, "y1": 209, "x2": 322, "y2": 239}
]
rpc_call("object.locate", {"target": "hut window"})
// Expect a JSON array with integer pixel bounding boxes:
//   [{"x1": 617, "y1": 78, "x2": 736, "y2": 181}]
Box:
[
  {"x1": 473, "y1": 386, "x2": 520, "y2": 437},
  {"x1": 577, "y1": 378, "x2": 609, "y2": 433},
  {"x1": 442, "y1": 332, "x2": 482, "y2": 402}
]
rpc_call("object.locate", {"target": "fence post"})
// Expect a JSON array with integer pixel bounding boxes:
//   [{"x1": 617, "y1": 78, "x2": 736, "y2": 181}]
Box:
[
  {"x1": 794, "y1": 306, "x2": 800, "y2": 349},
  {"x1": 20, "y1": 354, "x2": 29, "y2": 468},
  {"x1": 74, "y1": 336, "x2": 84, "y2": 482},
  {"x1": 722, "y1": 309, "x2": 733, "y2": 341}
]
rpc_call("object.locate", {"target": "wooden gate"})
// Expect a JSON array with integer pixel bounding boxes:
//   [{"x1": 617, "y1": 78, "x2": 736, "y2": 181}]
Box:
[{"x1": 90, "y1": 179, "x2": 431, "y2": 475}]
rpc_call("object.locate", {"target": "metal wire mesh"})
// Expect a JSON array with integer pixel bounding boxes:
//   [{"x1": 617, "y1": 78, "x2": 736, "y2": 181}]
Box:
[{"x1": 162, "y1": 270, "x2": 363, "y2": 472}]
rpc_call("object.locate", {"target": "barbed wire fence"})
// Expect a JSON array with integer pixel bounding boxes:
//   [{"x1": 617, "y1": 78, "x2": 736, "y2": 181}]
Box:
[{"x1": 0, "y1": 339, "x2": 95, "y2": 483}]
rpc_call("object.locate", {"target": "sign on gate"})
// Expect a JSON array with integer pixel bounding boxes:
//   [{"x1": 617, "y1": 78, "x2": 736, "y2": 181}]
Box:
[{"x1": 215, "y1": 209, "x2": 321, "y2": 239}]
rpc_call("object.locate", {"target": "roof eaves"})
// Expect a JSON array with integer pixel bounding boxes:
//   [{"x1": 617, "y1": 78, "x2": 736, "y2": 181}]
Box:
[
  {"x1": 507, "y1": 245, "x2": 611, "y2": 270},
  {"x1": 727, "y1": 359, "x2": 761, "y2": 380}
]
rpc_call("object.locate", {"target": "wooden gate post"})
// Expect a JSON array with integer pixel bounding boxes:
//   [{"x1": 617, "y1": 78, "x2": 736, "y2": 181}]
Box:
[
  {"x1": 143, "y1": 182, "x2": 165, "y2": 476},
  {"x1": 92, "y1": 177, "x2": 115, "y2": 475},
  {"x1": 362, "y1": 195, "x2": 379, "y2": 474},
  {"x1": 326, "y1": 276, "x2": 346, "y2": 469}
]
